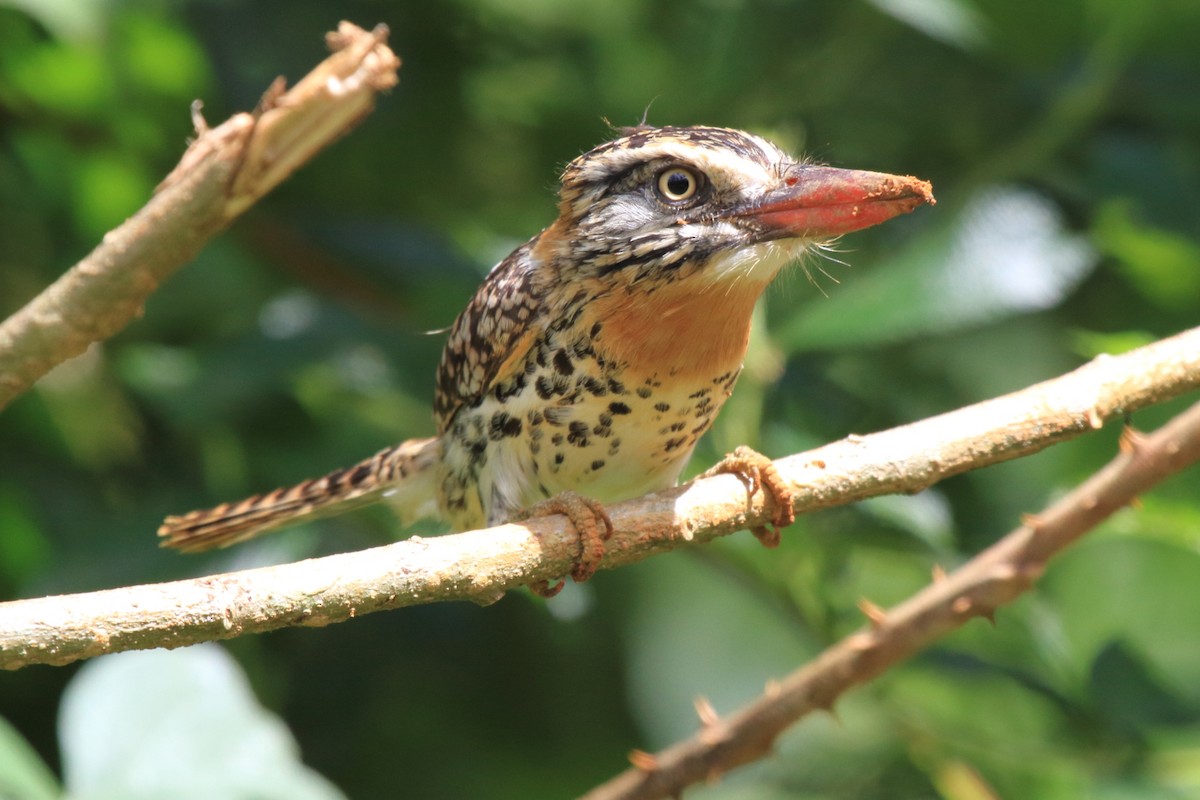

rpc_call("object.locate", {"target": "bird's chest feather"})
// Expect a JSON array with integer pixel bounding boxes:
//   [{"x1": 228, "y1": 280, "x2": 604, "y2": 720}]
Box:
[{"x1": 441, "y1": 273, "x2": 765, "y2": 528}]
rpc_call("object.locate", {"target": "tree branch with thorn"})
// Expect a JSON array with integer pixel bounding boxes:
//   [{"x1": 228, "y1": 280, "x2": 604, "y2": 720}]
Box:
[{"x1": 581, "y1": 398, "x2": 1200, "y2": 800}]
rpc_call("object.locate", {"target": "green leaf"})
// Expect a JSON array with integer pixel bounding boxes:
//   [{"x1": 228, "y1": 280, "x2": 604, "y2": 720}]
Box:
[
  {"x1": 0, "y1": 0, "x2": 107, "y2": 43},
  {"x1": 1093, "y1": 201, "x2": 1200, "y2": 312},
  {"x1": 1040, "y1": 537, "x2": 1200, "y2": 705},
  {"x1": 0, "y1": 715, "x2": 60, "y2": 800},
  {"x1": 1090, "y1": 641, "x2": 1199, "y2": 731},
  {"x1": 59, "y1": 644, "x2": 346, "y2": 800}
]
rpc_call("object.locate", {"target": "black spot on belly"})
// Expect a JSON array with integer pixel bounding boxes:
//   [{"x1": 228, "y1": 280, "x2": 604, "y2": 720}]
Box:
[
  {"x1": 590, "y1": 459, "x2": 605, "y2": 471},
  {"x1": 664, "y1": 436, "x2": 687, "y2": 452},
  {"x1": 553, "y1": 349, "x2": 573, "y2": 376},
  {"x1": 535, "y1": 375, "x2": 555, "y2": 399},
  {"x1": 636, "y1": 387, "x2": 653, "y2": 399},
  {"x1": 586, "y1": 376, "x2": 608, "y2": 396},
  {"x1": 654, "y1": 402, "x2": 671, "y2": 413},
  {"x1": 489, "y1": 411, "x2": 523, "y2": 440},
  {"x1": 567, "y1": 420, "x2": 591, "y2": 447},
  {"x1": 608, "y1": 401, "x2": 631, "y2": 415}
]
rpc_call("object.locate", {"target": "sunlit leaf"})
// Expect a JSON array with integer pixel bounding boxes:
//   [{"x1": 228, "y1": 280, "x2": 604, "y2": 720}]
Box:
[
  {"x1": 115, "y1": 13, "x2": 209, "y2": 98},
  {"x1": 4, "y1": 39, "x2": 111, "y2": 117},
  {"x1": 865, "y1": 0, "x2": 987, "y2": 49},
  {"x1": 1, "y1": 0, "x2": 106, "y2": 43},
  {"x1": 59, "y1": 644, "x2": 346, "y2": 800}
]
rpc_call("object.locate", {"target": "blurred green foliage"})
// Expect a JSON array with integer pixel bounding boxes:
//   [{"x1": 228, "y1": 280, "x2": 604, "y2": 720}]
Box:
[{"x1": 2, "y1": 0, "x2": 1199, "y2": 797}]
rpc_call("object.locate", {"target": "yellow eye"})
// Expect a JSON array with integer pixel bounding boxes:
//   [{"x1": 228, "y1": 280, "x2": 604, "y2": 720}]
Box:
[{"x1": 656, "y1": 167, "x2": 699, "y2": 202}]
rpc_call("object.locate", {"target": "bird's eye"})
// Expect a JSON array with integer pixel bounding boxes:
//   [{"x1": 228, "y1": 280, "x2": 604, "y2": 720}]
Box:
[{"x1": 656, "y1": 167, "x2": 700, "y2": 203}]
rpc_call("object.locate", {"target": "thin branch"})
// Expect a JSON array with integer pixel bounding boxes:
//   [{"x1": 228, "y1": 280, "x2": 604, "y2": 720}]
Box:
[
  {"x1": 580, "y1": 400, "x2": 1200, "y2": 800},
  {"x1": 1, "y1": 326, "x2": 1198, "y2": 670},
  {"x1": 0, "y1": 22, "x2": 401, "y2": 411}
]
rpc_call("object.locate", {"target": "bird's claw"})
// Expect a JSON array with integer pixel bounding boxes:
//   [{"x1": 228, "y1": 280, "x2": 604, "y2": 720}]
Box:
[
  {"x1": 702, "y1": 445, "x2": 795, "y2": 548},
  {"x1": 515, "y1": 491, "x2": 614, "y2": 597}
]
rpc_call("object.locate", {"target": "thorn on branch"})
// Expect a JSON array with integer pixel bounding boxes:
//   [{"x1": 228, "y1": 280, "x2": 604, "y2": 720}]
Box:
[
  {"x1": 1119, "y1": 425, "x2": 1147, "y2": 454},
  {"x1": 256, "y1": 76, "x2": 288, "y2": 115},
  {"x1": 857, "y1": 598, "x2": 888, "y2": 628},
  {"x1": 190, "y1": 100, "x2": 208, "y2": 136},
  {"x1": 931, "y1": 563, "x2": 947, "y2": 582},
  {"x1": 327, "y1": 20, "x2": 390, "y2": 52},
  {"x1": 1087, "y1": 407, "x2": 1104, "y2": 429},
  {"x1": 694, "y1": 695, "x2": 720, "y2": 728},
  {"x1": 628, "y1": 749, "x2": 659, "y2": 772}
]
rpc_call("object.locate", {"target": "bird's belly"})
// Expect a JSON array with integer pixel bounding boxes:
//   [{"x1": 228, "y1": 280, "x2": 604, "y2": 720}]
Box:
[{"x1": 487, "y1": 365, "x2": 741, "y2": 518}]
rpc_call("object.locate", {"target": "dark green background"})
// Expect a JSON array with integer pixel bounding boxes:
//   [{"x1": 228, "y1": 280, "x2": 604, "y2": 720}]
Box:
[{"x1": 2, "y1": 0, "x2": 1200, "y2": 797}]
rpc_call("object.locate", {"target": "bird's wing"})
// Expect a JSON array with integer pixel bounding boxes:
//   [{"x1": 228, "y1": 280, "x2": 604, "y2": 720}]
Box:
[{"x1": 433, "y1": 239, "x2": 544, "y2": 434}]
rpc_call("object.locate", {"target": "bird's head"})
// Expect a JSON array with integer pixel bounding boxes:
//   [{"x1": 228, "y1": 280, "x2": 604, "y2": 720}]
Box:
[{"x1": 536, "y1": 125, "x2": 933, "y2": 289}]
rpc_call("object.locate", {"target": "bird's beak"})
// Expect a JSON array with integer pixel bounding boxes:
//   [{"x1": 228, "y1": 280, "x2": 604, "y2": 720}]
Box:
[{"x1": 730, "y1": 164, "x2": 935, "y2": 239}]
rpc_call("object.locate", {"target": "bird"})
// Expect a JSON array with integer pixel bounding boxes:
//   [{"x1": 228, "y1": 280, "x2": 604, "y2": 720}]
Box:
[{"x1": 158, "y1": 124, "x2": 934, "y2": 595}]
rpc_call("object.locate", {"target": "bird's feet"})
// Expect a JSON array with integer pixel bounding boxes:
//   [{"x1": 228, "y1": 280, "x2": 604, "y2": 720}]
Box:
[
  {"x1": 701, "y1": 445, "x2": 795, "y2": 547},
  {"x1": 515, "y1": 491, "x2": 614, "y2": 597}
]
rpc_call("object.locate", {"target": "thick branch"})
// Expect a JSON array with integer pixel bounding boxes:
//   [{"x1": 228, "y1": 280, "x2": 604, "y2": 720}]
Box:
[
  {"x1": 1, "y1": 326, "x2": 1198, "y2": 670},
  {"x1": 581, "y1": 398, "x2": 1200, "y2": 800},
  {"x1": 0, "y1": 22, "x2": 400, "y2": 411}
]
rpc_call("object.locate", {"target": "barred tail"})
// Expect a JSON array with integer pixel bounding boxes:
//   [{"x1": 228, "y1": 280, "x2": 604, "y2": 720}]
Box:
[{"x1": 158, "y1": 437, "x2": 441, "y2": 552}]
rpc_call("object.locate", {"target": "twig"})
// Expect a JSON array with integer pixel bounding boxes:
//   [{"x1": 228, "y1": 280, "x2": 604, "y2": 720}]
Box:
[
  {"x1": 0, "y1": 22, "x2": 401, "y2": 411},
  {"x1": 580, "y1": 399, "x2": 1200, "y2": 800},
  {"x1": 1, "y1": 326, "x2": 1198, "y2": 670}
]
